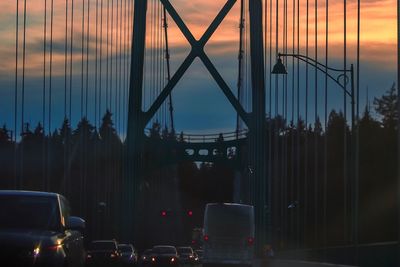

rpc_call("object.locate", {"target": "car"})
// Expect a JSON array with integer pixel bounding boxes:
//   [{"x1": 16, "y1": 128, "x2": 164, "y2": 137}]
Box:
[
  {"x1": 151, "y1": 245, "x2": 179, "y2": 266},
  {"x1": 118, "y1": 243, "x2": 138, "y2": 266},
  {"x1": 202, "y1": 203, "x2": 255, "y2": 267},
  {"x1": 0, "y1": 190, "x2": 86, "y2": 267},
  {"x1": 194, "y1": 250, "x2": 203, "y2": 263},
  {"x1": 139, "y1": 249, "x2": 154, "y2": 266},
  {"x1": 176, "y1": 246, "x2": 196, "y2": 264},
  {"x1": 86, "y1": 240, "x2": 121, "y2": 266}
]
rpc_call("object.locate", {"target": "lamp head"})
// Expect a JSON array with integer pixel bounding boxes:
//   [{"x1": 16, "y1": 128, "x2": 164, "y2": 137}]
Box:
[{"x1": 271, "y1": 57, "x2": 288, "y2": 74}]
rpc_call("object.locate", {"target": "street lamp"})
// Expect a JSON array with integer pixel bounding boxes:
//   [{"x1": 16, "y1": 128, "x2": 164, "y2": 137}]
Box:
[
  {"x1": 272, "y1": 52, "x2": 355, "y2": 134},
  {"x1": 272, "y1": 52, "x2": 358, "y2": 249}
]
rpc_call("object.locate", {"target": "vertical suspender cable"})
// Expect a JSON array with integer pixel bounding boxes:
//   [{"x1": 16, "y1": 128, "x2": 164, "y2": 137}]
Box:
[
  {"x1": 111, "y1": 0, "x2": 114, "y2": 111},
  {"x1": 268, "y1": 0, "x2": 273, "y2": 245},
  {"x1": 324, "y1": 0, "x2": 329, "y2": 252},
  {"x1": 355, "y1": 0, "x2": 361, "y2": 262},
  {"x1": 237, "y1": 0, "x2": 244, "y2": 138},
  {"x1": 290, "y1": 0, "x2": 295, "y2": 244},
  {"x1": 48, "y1": 0, "x2": 54, "y2": 190},
  {"x1": 343, "y1": 0, "x2": 348, "y2": 243},
  {"x1": 69, "y1": 0, "x2": 74, "y2": 120},
  {"x1": 81, "y1": 0, "x2": 85, "y2": 118},
  {"x1": 42, "y1": 0, "x2": 47, "y2": 190},
  {"x1": 119, "y1": 0, "x2": 123, "y2": 133},
  {"x1": 86, "y1": 0, "x2": 90, "y2": 118},
  {"x1": 14, "y1": 0, "x2": 19, "y2": 188},
  {"x1": 65, "y1": 0, "x2": 69, "y2": 118},
  {"x1": 106, "y1": 0, "x2": 109, "y2": 111},
  {"x1": 63, "y1": 0, "x2": 69, "y2": 194},
  {"x1": 296, "y1": 0, "x2": 300, "y2": 247},
  {"x1": 95, "y1": 0, "x2": 99, "y2": 127},
  {"x1": 314, "y1": 0, "x2": 318, "y2": 247},
  {"x1": 304, "y1": 0, "x2": 309, "y2": 248},
  {"x1": 282, "y1": 0, "x2": 288, "y2": 247},
  {"x1": 20, "y1": 0, "x2": 27, "y2": 187},
  {"x1": 99, "y1": 0, "x2": 103, "y2": 126},
  {"x1": 397, "y1": 0, "x2": 400, "y2": 262},
  {"x1": 115, "y1": 0, "x2": 119, "y2": 130}
]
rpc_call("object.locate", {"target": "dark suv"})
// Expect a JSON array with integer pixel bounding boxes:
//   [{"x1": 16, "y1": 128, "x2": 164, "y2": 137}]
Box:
[
  {"x1": 0, "y1": 190, "x2": 86, "y2": 267},
  {"x1": 86, "y1": 240, "x2": 121, "y2": 266}
]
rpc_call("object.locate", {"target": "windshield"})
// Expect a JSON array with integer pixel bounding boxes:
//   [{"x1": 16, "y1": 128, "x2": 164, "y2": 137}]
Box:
[
  {"x1": 90, "y1": 241, "x2": 117, "y2": 251},
  {"x1": 152, "y1": 246, "x2": 176, "y2": 254},
  {"x1": 118, "y1": 245, "x2": 133, "y2": 252},
  {"x1": 0, "y1": 195, "x2": 60, "y2": 231},
  {"x1": 177, "y1": 247, "x2": 193, "y2": 254}
]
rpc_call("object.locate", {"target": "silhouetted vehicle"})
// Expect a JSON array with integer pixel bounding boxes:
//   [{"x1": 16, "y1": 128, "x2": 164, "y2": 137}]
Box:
[
  {"x1": 86, "y1": 240, "x2": 121, "y2": 266},
  {"x1": 203, "y1": 203, "x2": 255, "y2": 267},
  {"x1": 118, "y1": 243, "x2": 138, "y2": 266},
  {"x1": 151, "y1": 245, "x2": 179, "y2": 266},
  {"x1": 194, "y1": 250, "x2": 203, "y2": 263},
  {"x1": 0, "y1": 190, "x2": 86, "y2": 267},
  {"x1": 176, "y1": 246, "x2": 196, "y2": 264},
  {"x1": 139, "y1": 249, "x2": 153, "y2": 266}
]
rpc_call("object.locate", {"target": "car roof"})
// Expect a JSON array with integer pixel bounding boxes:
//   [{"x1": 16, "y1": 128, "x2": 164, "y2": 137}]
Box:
[
  {"x1": 177, "y1": 247, "x2": 192, "y2": 249},
  {"x1": 153, "y1": 245, "x2": 176, "y2": 249},
  {"x1": 118, "y1": 244, "x2": 133, "y2": 247},
  {"x1": 206, "y1": 203, "x2": 253, "y2": 208},
  {"x1": 0, "y1": 190, "x2": 60, "y2": 198}
]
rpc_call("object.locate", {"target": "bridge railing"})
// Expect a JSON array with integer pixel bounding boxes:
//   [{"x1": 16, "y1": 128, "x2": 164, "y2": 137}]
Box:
[{"x1": 144, "y1": 129, "x2": 248, "y2": 143}]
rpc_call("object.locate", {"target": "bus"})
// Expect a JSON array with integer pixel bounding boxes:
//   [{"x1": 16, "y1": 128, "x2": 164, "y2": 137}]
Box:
[{"x1": 202, "y1": 203, "x2": 255, "y2": 267}]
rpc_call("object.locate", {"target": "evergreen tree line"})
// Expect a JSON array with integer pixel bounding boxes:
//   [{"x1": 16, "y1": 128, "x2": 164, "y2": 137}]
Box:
[{"x1": 0, "y1": 84, "x2": 398, "y2": 249}]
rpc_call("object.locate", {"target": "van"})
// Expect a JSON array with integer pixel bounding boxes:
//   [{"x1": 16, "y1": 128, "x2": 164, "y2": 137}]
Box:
[{"x1": 203, "y1": 203, "x2": 255, "y2": 267}]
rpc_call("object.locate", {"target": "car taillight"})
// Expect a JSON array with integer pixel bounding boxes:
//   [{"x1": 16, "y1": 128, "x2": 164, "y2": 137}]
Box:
[
  {"x1": 110, "y1": 253, "x2": 117, "y2": 258},
  {"x1": 203, "y1": 235, "x2": 209, "y2": 241},
  {"x1": 247, "y1": 237, "x2": 254, "y2": 246},
  {"x1": 45, "y1": 244, "x2": 62, "y2": 251}
]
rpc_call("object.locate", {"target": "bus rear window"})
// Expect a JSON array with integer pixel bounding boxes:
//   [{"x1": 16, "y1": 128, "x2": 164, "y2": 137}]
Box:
[{"x1": 206, "y1": 205, "x2": 252, "y2": 237}]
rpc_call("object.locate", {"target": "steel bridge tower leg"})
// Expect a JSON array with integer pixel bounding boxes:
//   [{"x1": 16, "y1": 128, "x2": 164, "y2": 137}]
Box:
[
  {"x1": 249, "y1": 0, "x2": 268, "y2": 256},
  {"x1": 123, "y1": 0, "x2": 148, "y2": 242}
]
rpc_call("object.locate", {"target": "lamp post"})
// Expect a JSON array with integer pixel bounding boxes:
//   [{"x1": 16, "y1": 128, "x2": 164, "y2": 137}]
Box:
[{"x1": 272, "y1": 52, "x2": 358, "y2": 251}]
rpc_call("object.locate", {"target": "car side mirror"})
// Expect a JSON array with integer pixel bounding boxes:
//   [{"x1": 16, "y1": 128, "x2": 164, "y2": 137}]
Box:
[{"x1": 66, "y1": 216, "x2": 86, "y2": 233}]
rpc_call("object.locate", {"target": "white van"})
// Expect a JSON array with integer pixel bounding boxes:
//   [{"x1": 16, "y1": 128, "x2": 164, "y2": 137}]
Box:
[{"x1": 203, "y1": 203, "x2": 255, "y2": 267}]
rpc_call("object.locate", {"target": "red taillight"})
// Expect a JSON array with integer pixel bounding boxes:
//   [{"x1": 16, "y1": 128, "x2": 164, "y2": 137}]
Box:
[
  {"x1": 191, "y1": 240, "x2": 196, "y2": 244},
  {"x1": 203, "y1": 235, "x2": 209, "y2": 241},
  {"x1": 247, "y1": 237, "x2": 254, "y2": 246},
  {"x1": 45, "y1": 244, "x2": 62, "y2": 251}
]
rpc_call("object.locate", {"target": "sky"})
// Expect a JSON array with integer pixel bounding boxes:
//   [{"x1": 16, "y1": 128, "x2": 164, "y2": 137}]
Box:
[{"x1": 0, "y1": 0, "x2": 397, "y2": 138}]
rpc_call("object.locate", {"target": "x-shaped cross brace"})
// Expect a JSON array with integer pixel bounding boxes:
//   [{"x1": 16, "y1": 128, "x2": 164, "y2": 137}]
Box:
[{"x1": 143, "y1": 0, "x2": 250, "y2": 127}]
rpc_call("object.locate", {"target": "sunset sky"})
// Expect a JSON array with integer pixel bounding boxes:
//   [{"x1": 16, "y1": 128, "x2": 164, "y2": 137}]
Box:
[{"x1": 0, "y1": 0, "x2": 397, "y2": 136}]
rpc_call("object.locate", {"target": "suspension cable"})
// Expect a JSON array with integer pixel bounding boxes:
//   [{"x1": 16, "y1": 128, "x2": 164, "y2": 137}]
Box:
[
  {"x1": 236, "y1": 0, "x2": 244, "y2": 138},
  {"x1": 42, "y1": 0, "x2": 47, "y2": 190},
  {"x1": 69, "y1": 0, "x2": 74, "y2": 120},
  {"x1": 324, "y1": 0, "x2": 329, "y2": 251},
  {"x1": 304, "y1": 0, "x2": 309, "y2": 248},
  {"x1": 314, "y1": 0, "x2": 319, "y2": 247}
]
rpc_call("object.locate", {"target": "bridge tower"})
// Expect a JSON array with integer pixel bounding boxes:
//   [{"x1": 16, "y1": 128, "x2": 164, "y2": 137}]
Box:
[{"x1": 123, "y1": 0, "x2": 268, "y2": 253}]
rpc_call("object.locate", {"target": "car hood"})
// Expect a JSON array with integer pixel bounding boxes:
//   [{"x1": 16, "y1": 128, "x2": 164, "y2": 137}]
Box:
[{"x1": 0, "y1": 229, "x2": 61, "y2": 249}]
